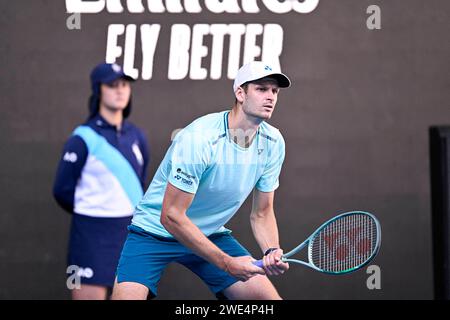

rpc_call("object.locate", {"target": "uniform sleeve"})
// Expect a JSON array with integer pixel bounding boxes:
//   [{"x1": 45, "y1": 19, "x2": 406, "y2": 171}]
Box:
[
  {"x1": 137, "y1": 129, "x2": 150, "y2": 189},
  {"x1": 255, "y1": 134, "x2": 286, "y2": 193},
  {"x1": 167, "y1": 130, "x2": 211, "y2": 194},
  {"x1": 52, "y1": 135, "x2": 88, "y2": 213}
]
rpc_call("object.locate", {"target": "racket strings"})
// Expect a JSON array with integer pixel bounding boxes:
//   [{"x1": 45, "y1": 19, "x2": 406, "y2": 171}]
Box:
[{"x1": 310, "y1": 214, "x2": 378, "y2": 273}]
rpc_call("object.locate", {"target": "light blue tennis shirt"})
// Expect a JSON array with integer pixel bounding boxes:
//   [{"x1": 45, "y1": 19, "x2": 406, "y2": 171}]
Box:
[{"x1": 132, "y1": 110, "x2": 285, "y2": 237}]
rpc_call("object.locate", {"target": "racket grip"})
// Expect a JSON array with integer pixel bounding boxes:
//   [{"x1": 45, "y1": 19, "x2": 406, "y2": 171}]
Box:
[{"x1": 253, "y1": 260, "x2": 264, "y2": 268}]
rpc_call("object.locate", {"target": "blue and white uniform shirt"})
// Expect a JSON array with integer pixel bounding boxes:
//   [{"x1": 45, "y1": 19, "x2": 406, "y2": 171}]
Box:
[{"x1": 53, "y1": 114, "x2": 149, "y2": 218}]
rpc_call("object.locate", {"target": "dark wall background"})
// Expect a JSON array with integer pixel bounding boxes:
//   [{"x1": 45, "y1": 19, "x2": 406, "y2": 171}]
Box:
[{"x1": 0, "y1": 0, "x2": 449, "y2": 299}]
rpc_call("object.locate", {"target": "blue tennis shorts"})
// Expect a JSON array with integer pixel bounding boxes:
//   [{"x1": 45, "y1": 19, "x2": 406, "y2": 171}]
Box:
[{"x1": 116, "y1": 224, "x2": 251, "y2": 297}]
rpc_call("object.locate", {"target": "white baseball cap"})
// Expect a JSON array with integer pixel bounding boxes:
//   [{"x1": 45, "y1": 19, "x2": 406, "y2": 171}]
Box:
[{"x1": 233, "y1": 61, "x2": 291, "y2": 93}]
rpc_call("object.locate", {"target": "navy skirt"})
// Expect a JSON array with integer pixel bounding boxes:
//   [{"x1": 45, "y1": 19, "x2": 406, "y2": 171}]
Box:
[{"x1": 67, "y1": 214, "x2": 132, "y2": 287}]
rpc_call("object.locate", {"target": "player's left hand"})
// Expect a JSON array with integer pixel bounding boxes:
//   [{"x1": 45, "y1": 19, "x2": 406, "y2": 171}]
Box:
[{"x1": 262, "y1": 249, "x2": 289, "y2": 276}]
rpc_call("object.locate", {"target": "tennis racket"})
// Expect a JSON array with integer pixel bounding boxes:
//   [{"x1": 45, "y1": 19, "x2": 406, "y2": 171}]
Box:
[{"x1": 253, "y1": 211, "x2": 381, "y2": 274}]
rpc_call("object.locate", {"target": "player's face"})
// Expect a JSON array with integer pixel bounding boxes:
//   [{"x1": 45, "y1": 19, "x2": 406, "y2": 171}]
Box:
[
  {"x1": 240, "y1": 79, "x2": 280, "y2": 121},
  {"x1": 100, "y1": 79, "x2": 131, "y2": 111}
]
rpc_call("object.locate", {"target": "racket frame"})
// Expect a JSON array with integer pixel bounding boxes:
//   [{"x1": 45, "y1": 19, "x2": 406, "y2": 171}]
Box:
[{"x1": 281, "y1": 211, "x2": 381, "y2": 274}]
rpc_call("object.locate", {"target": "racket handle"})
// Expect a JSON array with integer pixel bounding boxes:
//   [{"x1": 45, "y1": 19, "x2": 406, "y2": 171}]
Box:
[{"x1": 253, "y1": 260, "x2": 264, "y2": 268}]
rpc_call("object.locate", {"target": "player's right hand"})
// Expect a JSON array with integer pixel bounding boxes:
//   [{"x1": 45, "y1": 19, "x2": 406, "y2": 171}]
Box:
[{"x1": 223, "y1": 256, "x2": 266, "y2": 281}]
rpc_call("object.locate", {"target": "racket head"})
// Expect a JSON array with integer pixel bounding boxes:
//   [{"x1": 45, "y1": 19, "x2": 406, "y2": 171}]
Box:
[{"x1": 307, "y1": 211, "x2": 381, "y2": 274}]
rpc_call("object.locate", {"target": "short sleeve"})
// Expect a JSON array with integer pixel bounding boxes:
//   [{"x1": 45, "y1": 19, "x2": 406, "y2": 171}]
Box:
[
  {"x1": 167, "y1": 130, "x2": 211, "y2": 194},
  {"x1": 255, "y1": 134, "x2": 285, "y2": 192}
]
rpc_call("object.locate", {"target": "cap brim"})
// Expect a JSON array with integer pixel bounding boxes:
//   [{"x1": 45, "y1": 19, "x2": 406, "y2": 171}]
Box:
[
  {"x1": 265, "y1": 73, "x2": 291, "y2": 88},
  {"x1": 102, "y1": 73, "x2": 136, "y2": 84},
  {"x1": 122, "y1": 74, "x2": 136, "y2": 82},
  {"x1": 243, "y1": 73, "x2": 291, "y2": 89}
]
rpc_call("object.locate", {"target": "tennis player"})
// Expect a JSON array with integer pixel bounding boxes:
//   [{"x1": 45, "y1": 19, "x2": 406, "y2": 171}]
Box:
[
  {"x1": 112, "y1": 61, "x2": 290, "y2": 300},
  {"x1": 53, "y1": 63, "x2": 149, "y2": 299}
]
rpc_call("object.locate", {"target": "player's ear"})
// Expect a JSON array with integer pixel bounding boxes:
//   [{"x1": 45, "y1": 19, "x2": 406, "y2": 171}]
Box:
[{"x1": 235, "y1": 86, "x2": 245, "y2": 104}]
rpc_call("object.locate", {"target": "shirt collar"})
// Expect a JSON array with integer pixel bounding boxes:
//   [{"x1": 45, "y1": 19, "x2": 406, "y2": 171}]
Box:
[{"x1": 92, "y1": 114, "x2": 129, "y2": 132}]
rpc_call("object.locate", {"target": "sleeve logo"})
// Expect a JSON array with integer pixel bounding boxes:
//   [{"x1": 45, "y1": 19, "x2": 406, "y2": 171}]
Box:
[
  {"x1": 63, "y1": 152, "x2": 78, "y2": 163},
  {"x1": 174, "y1": 168, "x2": 194, "y2": 186}
]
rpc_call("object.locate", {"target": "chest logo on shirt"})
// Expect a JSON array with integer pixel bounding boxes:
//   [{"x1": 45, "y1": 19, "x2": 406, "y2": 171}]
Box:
[
  {"x1": 258, "y1": 148, "x2": 264, "y2": 155},
  {"x1": 132, "y1": 142, "x2": 144, "y2": 166}
]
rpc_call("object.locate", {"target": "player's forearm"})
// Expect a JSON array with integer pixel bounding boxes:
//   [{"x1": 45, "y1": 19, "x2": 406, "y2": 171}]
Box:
[
  {"x1": 250, "y1": 209, "x2": 280, "y2": 253},
  {"x1": 161, "y1": 211, "x2": 231, "y2": 271}
]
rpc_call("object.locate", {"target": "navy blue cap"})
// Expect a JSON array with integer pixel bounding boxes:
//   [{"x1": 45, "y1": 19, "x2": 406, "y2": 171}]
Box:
[
  {"x1": 90, "y1": 63, "x2": 135, "y2": 93},
  {"x1": 88, "y1": 63, "x2": 135, "y2": 119}
]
